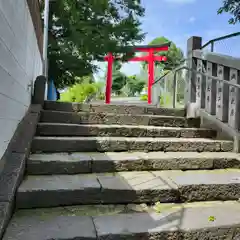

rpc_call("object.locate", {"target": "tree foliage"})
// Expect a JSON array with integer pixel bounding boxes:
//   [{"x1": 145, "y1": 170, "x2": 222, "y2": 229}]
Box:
[
  {"x1": 47, "y1": 0, "x2": 145, "y2": 88},
  {"x1": 127, "y1": 75, "x2": 145, "y2": 96},
  {"x1": 142, "y1": 37, "x2": 184, "y2": 71},
  {"x1": 111, "y1": 61, "x2": 127, "y2": 95},
  {"x1": 150, "y1": 37, "x2": 184, "y2": 70},
  {"x1": 218, "y1": 0, "x2": 240, "y2": 24}
]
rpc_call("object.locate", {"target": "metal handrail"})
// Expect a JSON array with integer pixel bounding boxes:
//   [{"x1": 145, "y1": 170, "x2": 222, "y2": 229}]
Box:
[
  {"x1": 201, "y1": 32, "x2": 240, "y2": 51},
  {"x1": 153, "y1": 71, "x2": 170, "y2": 85},
  {"x1": 153, "y1": 59, "x2": 187, "y2": 85}
]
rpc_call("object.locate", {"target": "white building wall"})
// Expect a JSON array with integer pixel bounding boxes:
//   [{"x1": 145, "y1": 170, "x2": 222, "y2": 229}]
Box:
[{"x1": 0, "y1": 0, "x2": 42, "y2": 159}]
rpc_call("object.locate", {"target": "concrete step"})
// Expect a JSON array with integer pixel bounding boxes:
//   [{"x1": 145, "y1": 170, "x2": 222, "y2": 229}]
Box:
[
  {"x1": 36, "y1": 123, "x2": 216, "y2": 138},
  {"x1": 16, "y1": 169, "x2": 240, "y2": 208},
  {"x1": 44, "y1": 101, "x2": 185, "y2": 117},
  {"x1": 40, "y1": 110, "x2": 200, "y2": 127},
  {"x1": 31, "y1": 136, "x2": 233, "y2": 153},
  {"x1": 27, "y1": 152, "x2": 240, "y2": 175},
  {"x1": 4, "y1": 201, "x2": 240, "y2": 239}
]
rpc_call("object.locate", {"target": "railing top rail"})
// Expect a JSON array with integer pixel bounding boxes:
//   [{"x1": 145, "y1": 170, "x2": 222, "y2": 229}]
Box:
[
  {"x1": 201, "y1": 32, "x2": 240, "y2": 50},
  {"x1": 192, "y1": 49, "x2": 240, "y2": 70},
  {"x1": 174, "y1": 65, "x2": 240, "y2": 90}
]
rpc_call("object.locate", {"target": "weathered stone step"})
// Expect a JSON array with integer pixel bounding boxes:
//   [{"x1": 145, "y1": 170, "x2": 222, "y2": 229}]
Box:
[
  {"x1": 31, "y1": 136, "x2": 233, "y2": 153},
  {"x1": 27, "y1": 152, "x2": 240, "y2": 175},
  {"x1": 4, "y1": 201, "x2": 240, "y2": 240},
  {"x1": 44, "y1": 101, "x2": 185, "y2": 116},
  {"x1": 36, "y1": 123, "x2": 216, "y2": 138},
  {"x1": 16, "y1": 169, "x2": 240, "y2": 208},
  {"x1": 40, "y1": 110, "x2": 200, "y2": 127}
]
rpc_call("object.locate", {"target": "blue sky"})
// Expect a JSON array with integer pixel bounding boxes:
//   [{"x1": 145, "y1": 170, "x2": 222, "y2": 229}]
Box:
[{"x1": 95, "y1": 0, "x2": 239, "y2": 80}]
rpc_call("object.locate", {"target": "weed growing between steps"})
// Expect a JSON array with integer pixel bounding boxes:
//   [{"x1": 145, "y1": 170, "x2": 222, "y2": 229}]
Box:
[
  {"x1": 208, "y1": 216, "x2": 216, "y2": 222},
  {"x1": 153, "y1": 201, "x2": 218, "y2": 223}
]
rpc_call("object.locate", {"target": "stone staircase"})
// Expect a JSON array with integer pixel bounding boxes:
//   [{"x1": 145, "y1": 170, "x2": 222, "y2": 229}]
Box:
[{"x1": 3, "y1": 101, "x2": 240, "y2": 239}]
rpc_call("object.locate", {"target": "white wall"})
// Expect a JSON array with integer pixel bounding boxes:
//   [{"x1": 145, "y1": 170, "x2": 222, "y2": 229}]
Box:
[{"x1": 0, "y1": 0, "x2": 42, "y2": 158}]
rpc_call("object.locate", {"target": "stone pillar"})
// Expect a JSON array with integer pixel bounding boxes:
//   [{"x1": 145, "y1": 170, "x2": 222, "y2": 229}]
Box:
[
  {"x1": 205, "y1": 62, "x2": 217, "y2": 115},
  {"x1": 32, "y1": 75, "x2": 47, "y2": 106},
  {"x1": 228, "y1": 69, "x2": 240, "y2": 130},
  {"x1": 185, "y1": 36, "x2": 202, "y2": 104},
  {"x1": 216, "y1": 65, "x2": 229, "y2": 122},
  {"x1": 196, "y1": 59, "x2": 206, "y2": 108}
]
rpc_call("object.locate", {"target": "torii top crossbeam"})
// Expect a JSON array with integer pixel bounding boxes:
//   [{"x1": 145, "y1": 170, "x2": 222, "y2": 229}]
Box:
[{"x1": 104, "y1": 42, "x2": 171, "y2": 104}]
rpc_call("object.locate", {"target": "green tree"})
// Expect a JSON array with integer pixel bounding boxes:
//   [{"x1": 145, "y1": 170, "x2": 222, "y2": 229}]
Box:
[
  {"x1": 47, "y1": 0, "x2": 145, "y2": 88},
  {"x1": 142, "y1": 37, "x2": 184, "y2": 71},
  {"x1": 218, "y1": 1, "x2": 240, "y2": 24},
  {"x1": 111, "y1": 61, "x2": 127, "y2": 95},
  {"x1": 127, "y1": 75, "x2": 145, "y2": 96}
]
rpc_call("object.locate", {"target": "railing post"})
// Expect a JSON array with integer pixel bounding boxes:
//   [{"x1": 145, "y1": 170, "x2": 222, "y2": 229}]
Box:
[
  {"x1": 173, "y1": 71, "x2": 177, "y2": 108},
  {"x1": 210, "y1": 41, "x2": 214, "y2": 52},
  {"x1": 164, "y1": 75, "x2": 167, "y2": 107},
  {"x1": 185, "y1": 36, "x2": 202, "y2": 104}
]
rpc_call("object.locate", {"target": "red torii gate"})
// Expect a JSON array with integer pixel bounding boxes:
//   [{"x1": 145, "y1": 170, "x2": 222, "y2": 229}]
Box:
[{"x1": 104, "y1": 42, "x2": 170, "y2": 104}]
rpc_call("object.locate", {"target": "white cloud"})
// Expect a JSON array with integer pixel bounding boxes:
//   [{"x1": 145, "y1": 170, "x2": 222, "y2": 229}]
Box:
[
  {"x1": 189, "y1": 17, "x2": 196, "y2": 23},
  {"x1": 93, "y1": 61, "x2": 107, "y2": 81},
  {"x1": 164, "y1": 0, "x2": 195, "y2": 3}
]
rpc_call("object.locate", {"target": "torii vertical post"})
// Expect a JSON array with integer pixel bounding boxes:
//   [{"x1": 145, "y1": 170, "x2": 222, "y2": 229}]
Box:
[
  {"x1": 104, "y1": 43, "x2": 170, "y2": 104},
  {"x1": 148, "y1": 49, "x2": 154, "y2": 104},
  {"x1": 105, "y1": 53, "x2": 114, "y2": 104}
]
